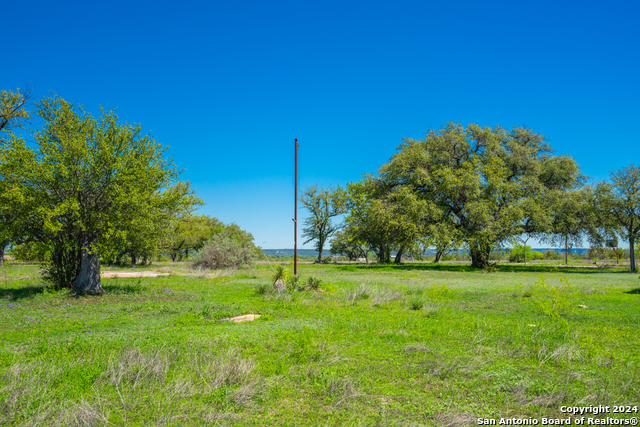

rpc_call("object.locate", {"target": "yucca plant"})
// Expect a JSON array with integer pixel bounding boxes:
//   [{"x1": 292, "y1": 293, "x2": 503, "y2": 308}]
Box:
[{"x1": 272, "y1": 265, "x2": 287, "y2": 291}]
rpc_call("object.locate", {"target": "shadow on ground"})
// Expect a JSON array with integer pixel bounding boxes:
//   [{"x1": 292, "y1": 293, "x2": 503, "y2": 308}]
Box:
[
  {"x1": 624, "y1": 288, "x2": 640, "y2": 294},
  {"x1": 0, "y1": 285, "x2": 46, "y2": 301},
  {"x1": 101, "y1": 282, "x2": 146, "y2": 295}
]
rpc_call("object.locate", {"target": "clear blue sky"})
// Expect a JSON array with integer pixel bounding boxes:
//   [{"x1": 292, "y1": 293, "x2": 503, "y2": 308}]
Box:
[{"x1": 3, "y1": 0, "x2": 638, "y2": 249}]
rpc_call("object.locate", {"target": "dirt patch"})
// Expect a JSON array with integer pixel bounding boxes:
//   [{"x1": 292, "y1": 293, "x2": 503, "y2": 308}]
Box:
[
  {"x1": 222, "y1": 314, "x2": 261, "y2": 323},
  {"x1": 100, "y1": 271, "x2": 169, "y2": 279}
]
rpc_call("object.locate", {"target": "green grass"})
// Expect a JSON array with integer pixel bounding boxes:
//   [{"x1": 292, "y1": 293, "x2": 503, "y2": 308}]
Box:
[{"x1": 1, "y1": 261, "x2": 639, "y2": 426}]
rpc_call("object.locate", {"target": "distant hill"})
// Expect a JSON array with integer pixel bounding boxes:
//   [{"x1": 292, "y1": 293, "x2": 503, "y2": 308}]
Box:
[{"x1": 262, "y1": 249, "x2": 320, "y2": 256}]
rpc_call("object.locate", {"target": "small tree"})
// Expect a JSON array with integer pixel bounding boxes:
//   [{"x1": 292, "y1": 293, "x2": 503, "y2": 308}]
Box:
[
  {"x1": 0, "y1": 95, "x2": 199, "y2": 291},
  {"x1": 301, "y1": 185, "x2": 346, "y2": 263},
  {"x1": 595, "y1": 165, "x2": 640, "y2": 272}
]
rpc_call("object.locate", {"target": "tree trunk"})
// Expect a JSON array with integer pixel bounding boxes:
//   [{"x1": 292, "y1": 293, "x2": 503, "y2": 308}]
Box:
[
  {"x1": 131, "y1": 254, "x2": 136, "y2": 266},
  {"x1": 394, "y1": 245, "x2": 405, "y2": 264},
  {"x1": 317, "y1": 247, "x2": 323, "y2": 263},
  {"x1": 565, "y1": 236, "x2": 568, "y2": 266},
  {"x1": 470, "y1": 245, "x2": 491, "y2": 268},
  {"x1": 630, "y1": 235, "x2": 636, "y2": 273},
  {"x1": 434, "y1": 250, "x2": 443, "y2": 263},
  {"x1": 0, "y1": 244, "x2": 5, "y2": 267},
  {"x1": 73, "y1": 239, "x2": 103, "y2": 294}
]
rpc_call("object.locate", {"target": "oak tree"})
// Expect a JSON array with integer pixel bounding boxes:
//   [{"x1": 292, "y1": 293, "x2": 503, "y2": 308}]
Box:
[{"x1": 378, "y1": 123, "x2": 582, "y2": 268}]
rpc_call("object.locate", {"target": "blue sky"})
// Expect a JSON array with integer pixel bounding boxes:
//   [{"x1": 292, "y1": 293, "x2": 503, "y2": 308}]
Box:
[{"x1": 3, "y1": 0, "x2": 638, "y2": 249}]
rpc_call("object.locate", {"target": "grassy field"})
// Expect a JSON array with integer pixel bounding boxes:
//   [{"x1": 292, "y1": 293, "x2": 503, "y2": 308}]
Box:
[{"x1": 0, "y1": 261, "x2": 639, "y2": 426}]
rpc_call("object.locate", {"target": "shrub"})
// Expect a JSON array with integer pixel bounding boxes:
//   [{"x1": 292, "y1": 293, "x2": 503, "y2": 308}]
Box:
[
  {"x1": 509, "y1": 245, "x2": 543, "y2": 263},
  {"x1": 544, "y1": 250, "x2": 562, "y2": 260},
  {"x1": 191, "y1": 233, "x2": 257, "y2": 270},
  {"x1": 521, "y1": 275, "x2": 575, "y2": 324},
  {"x1": 307, "y1": 276, "x2": 322, "y2": 290},
  {"x1": 286, "y1": 273, "x2": 302, "y2": 292},
  {"x1": 408, "y1": 298, "x2": 424, "y2": 310}
]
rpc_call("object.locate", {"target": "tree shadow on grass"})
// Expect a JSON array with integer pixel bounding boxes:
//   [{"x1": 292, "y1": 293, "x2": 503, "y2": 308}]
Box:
[
  {"x1": 338, "y1": 263, "x2": 633, "y2": 275},
  {"x1": 624, "y1": 288, "x2": 640, "y2": 294},
  {"x1": 0, "y1": 285, "x2": 46, "y2": 301},
  {"x1": 101, "y1": 280, "x2": 146, "y2": 295}
]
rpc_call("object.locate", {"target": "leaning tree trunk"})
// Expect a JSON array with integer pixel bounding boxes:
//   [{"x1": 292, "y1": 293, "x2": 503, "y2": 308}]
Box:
[
  {"x1": 629, "y1": 234, "x2": 636, "y2": 273},
  {"x1": 73, "y1": 238, "x2": 103, "y2": 293},
  {"x1": 394, "y1": 244, "x2": 405, "y2": 264}
]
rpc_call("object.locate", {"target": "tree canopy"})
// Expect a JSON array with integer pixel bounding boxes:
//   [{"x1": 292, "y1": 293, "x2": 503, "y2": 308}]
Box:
[
  {"x1": 301, "y1": 185, "x2": 346, "y2": 263},
  {"x1": 0, "y1": 88, "x2": 32, "y2": 266},
  {"x1": 595, "y1": 165, "x2": 640, "y2": 272},
  {"x1": 362, "y1": 122, "x2": 582, "y2": 267},
  {"x1": 0, "y1": 95, "x2": 200, "y2": 291}
]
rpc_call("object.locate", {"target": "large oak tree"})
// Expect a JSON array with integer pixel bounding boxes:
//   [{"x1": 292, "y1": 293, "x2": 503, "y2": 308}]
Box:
[{"x1": 378, "y1": 123, "x2": 582, "y2": 268}]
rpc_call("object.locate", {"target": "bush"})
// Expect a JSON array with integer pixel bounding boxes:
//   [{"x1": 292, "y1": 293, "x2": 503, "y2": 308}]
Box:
[
  {"x1": 544, "y1": 250, "x2": 562, "y2": 260},
  {"x1": 191, "y1": 233, "x2": 257, "y2": 270},
  {"x1": 307, "y1": 276, "x2": 322, "y2": 290},
  {"x1": 521, "y1": 275, "x2": 575, "y2": 325},
  {"x1": 509, "y1": 245, "x2": 543, "y2": 262}
]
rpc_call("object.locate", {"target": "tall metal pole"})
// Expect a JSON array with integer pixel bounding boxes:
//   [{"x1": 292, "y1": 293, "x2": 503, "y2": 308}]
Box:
[{"x1": 294, "y1": 139, "x2": 298, "y2": 275}]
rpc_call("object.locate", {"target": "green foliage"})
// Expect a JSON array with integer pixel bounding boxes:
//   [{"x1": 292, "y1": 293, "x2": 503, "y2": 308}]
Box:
[
  {"x1": 509, "y1": 245, "x2": 544, "y2": 263},
  {"x1": 271, "y1": 265, "x2": 287, "y2": 285},
  {"x1": 191, "y1": 232, "x2": 257, "y2": 270},
  {"x1": 158, "y1": 215, "x2": 260, "y2": 263},
  {"x1": 301, "y1": 185, "x2": 346, "y2": 263},
  {"x1": 9, "y1": 242, "x2": 50, "y2": 262},
  {"x1": 595, "y1": 165, "x2": 640, "y2": 271},
  {"x1": 345, "y1": 180, "x2": 429, "y2": 264},
  {"x1": 0, "y1": 88, "x2": 33, "y2": 265},
  {"x1": 329, "y1": 225, "x2": 370, "y2": 262},
  {"x1": 0, "y1": 87, "x2": 30, "y2": 143},
  {"x1": 408, "y1": 298, "x2": 424, "y2": 310},
  {"x1": 375, "y1": 122, "x2": 583, "y2": 268},
  {"x1": 285, "y1": 273, "x2": 302, "y2": 292},
  {"x1": 0, "y1": 95, "x2": 200, "y2": 290},
  {"x1": 306, "y1": 276, "x2": 322, "y2": 290},
  {"x1": 543, "y1": 250, "x2": 562, "y2": 260},
  {"x1": 521, "y1": 275, "x2": 575, "y2": 322}
]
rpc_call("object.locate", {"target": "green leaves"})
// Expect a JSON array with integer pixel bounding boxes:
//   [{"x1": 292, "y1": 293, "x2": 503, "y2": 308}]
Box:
[
  {"x1": 0, "y1": 95, "x2": 200, "y2": 289},
  {"x1": 301, "y1": 185, "x2": 346, "y2": 262},
  {"x1": 374, "y1": 122, "x2": 582, "y2": 267}
]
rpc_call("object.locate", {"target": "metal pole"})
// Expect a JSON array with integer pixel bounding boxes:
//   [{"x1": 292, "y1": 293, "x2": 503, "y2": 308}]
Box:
[{"x1": 294, "y1": 139, "x2": 298, "y2": 275}]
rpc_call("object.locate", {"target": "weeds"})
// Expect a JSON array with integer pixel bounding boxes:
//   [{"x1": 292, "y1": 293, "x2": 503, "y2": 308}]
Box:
[
  {"x1": 306, "y1": 276, "x2": 322, "y2": 290},
  {"x1": 522, "y1": 276, "x2": 576, "y2": 325},
  {"x1": 408, "y1": 298, "x2": 424, "y2": 310},
  {"x1": 100, "y1": 348, "x2": 171, "y2": 388}
]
